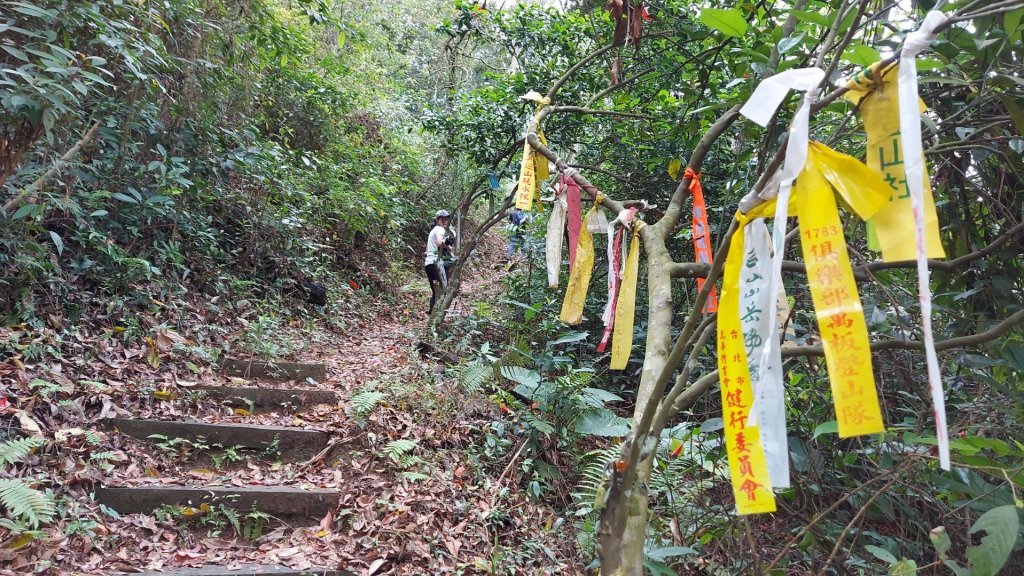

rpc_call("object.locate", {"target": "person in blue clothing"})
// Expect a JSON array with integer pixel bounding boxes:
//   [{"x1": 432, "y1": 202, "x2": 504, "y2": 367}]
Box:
[{"x1": 507, "y1": 207, "x2": 528, "y2": 257}]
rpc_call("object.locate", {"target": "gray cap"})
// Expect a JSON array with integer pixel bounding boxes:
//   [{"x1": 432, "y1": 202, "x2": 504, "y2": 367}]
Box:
[{"x1": 435, "y1": 209, "x2": 451, "y2": 218}]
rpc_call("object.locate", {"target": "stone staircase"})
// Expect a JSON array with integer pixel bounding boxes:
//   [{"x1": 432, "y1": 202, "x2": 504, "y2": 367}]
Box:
[{"x1": 95, "y1": 359, "x2": 348, "y2": 575}]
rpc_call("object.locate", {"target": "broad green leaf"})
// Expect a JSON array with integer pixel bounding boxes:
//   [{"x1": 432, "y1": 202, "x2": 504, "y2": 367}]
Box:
[
  {"x1": 11, "y1": 204, "x2": 36, "y2": 220},
  {"x1": 843, "y1": 44, "x2": 880, "y2": 67},
  {"x1": 864, "y1": 544, "x2": 898, "y2": 564},
  {"x1": 965, "y1": 505, "x2": 1018, "y2": 576},
  {"x1": 8, "y1": 2, "x2": 58, "y2": 19},
  {"x1": 930, "y1": 526, "x2": 951, "y2": 561},
  {"x1": 997, "y1": 95, "x2": 1024, "y2": 136},
  {"x1": 643, "y1": 559, "x2": 676, "y2": 576},
  {"x1": 646, "y1": 546, "x2": 696, "y2": 560},
  {"x1": 49, "y1": 231, "x2": 63, "y2": 255},
  {"x1": 916, "y1": 58, "x2": 944, "y2": 71},
  {"x1": 2, "y1": 45, "x2": 30, "y2": 62},
  {"x1": 889, "y1": 559, "x2": 917, "y2": 576},
  {"x1": 777, "y1": 32, "x2": 806, "y2": 55},
  {"x1": 575, "y1": 408, "x2": 630, "y2": 437},
  {"x1": 111, "y1": 192, "x2": 139, "y2": 204},
  {"x1": 920, "y1": 76, "x2": 973, "y2": 86},
  {"x1": 580, "y1": 387, "x2": 623, "y2": 405},
  {"x1": 792, "y1": 10, "x2": 831, "y2": 27},
  {"x1": 697, "y1": 8, "x2": 748, "y2": 38},
  {"x1": 813, "y1": 420, "x2": 838, "y2": 440},
  {"x1": 499, "y1": 365, "x2": 540, "y2": 388},
  {"x1": 1005, "y1": 7, "x2": 1024, "y2": 36}
]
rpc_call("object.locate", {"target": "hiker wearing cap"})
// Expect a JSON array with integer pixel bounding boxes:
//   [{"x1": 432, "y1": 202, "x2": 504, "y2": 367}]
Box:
[{"x1": 424, "y1": 209, "x2": 454, "y2": 314}]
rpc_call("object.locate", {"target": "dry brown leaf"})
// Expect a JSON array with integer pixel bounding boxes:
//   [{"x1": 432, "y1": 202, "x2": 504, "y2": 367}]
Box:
[
  {"x1": 16, "y1": 410, "x2": 43, "y2": 437},
  {"x1": 367, "y1": 557, "x2": 387, "y2": 575}
]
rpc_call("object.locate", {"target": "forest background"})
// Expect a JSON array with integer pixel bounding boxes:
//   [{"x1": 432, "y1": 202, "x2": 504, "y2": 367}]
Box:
[{"x1": 2, "y1": 0, "x2": 1024, "y2": 574}]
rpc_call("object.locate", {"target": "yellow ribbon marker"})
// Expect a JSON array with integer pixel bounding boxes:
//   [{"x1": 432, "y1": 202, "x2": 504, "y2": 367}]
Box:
[
  {"x1": 610, "y1": 221, "x2": 644, "y2": 370},
  {"x1": 799, "y1": 142, "x2": 891, "y2": 437},
  {"x1": 846, "y1": 62, "x2": 945, "y2": 261},
  {"x1": 514, "y1": 138, "x2": 537, "y2": 211},
  {"x1": 536, "y1": 130, "x2": 549, "y2": 181},
  {"x1": 559, "y1": 193, "x2": 603, "y2": 325},
  {"x1": 516, "y1": 92, "x2": 551, "y2": 212},
  {"x1": 719, "y1": 203, "x2": 781, "y2": 516}
]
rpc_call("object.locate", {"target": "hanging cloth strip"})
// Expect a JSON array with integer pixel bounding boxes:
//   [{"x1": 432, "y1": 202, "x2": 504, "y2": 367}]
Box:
[
  {"x1": 720, "y1": 141, "x2": 894, "y2": 513},
  {"x1": 718, "y1": 202, "x2": 782, "y2": 515},
  {"x1": 738, "y1": 67, "x2": 823, "y2": 452},
  {"x1": 899, "y1": 11, "x2": 950, "y2": 470},
  {"x1": 546, "y1": 190, "x2": 568, "y2": 288},
  {"x1": 599, "y1": 209, "x2": 636, "y2": 353},
  {"x1": 686, "y1": 167, "x2": 719, "y2": 313},
  {"x1": 560, "y1": 193, "x2": 605, "y2": 325},
  {"x1": 563, "y1": 172, "x2": 583, "y2": 274},
  {"x1": 610, "y1": 219, "x2": 644, "y2": 370},
  {"x1": 738, "y1": 218, "x2": 789, "y2": 488},
  {"x1": 845, "y1": 63, "x2": 945, "y2": 261},
  {"x1": 597, "y1": 225, "x2": 624, "y2": 353},
  {"x1": 515, "y1": 91, "x2": 551, "y2": 211},
  {"x1": 798, "y1": 142, "x2": 891, "y2": 437}
]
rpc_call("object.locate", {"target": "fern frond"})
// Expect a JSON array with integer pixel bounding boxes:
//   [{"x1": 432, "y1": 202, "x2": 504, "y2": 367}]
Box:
[
  {"x1": 382, "y1": 439, "x2": 418, "y2": 462},
  {"x1": 348, "y1": 391, "x2": 386, "y2": 416},
  {"x1": 0, "y1": 479, "x2": 56, "y2": 528},
  {"x1": 522, "y1": 411, "x2": 555, "y2": 437},
  {"x1": 221, "y1": 505, "x2": 241, "y2": 534},
  {"x1": 571, "y1": 447, "x2": 619, "y2": 515},
  {"x1": 459, "y1": 360, "x2": 492, "y2": 393},
  {"x1": 0, "y1": 437, "x2": 45, "y2": 466}
]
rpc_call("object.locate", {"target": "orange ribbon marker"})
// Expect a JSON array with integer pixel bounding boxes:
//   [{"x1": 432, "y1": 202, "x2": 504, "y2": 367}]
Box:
[{"x1": 686, "y1": 168, "x2": 718, "y2": 313}]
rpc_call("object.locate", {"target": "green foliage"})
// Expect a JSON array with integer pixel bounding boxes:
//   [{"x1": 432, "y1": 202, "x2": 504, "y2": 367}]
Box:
[
  {"x1": 1, "y1": 0, "x2": 446, "y2": 327},
  {"x1": 0, "y1": 436, "x2": 44, "y2": 466},
  {"x1": 347, "y1": 389, "x2": 387, "y2": 429},
  {"x1": 0, "y1": 436, "x2": 55, "y2": 530},
  {"x1": 0, "y1": 479, "x2": 56, "y2": 529},
  {"x1": 460, "y1": 359, "x2": 493, "y2": 393},
  {"x1": 381, "y1": 439, "x2": 418, "y2": 463},
  {"x1": 157, "y1": 501, "x2": 268, "y2": 541},
  {"x1": 941, "y1": 506, "x2": 1021, "y2": 576}
]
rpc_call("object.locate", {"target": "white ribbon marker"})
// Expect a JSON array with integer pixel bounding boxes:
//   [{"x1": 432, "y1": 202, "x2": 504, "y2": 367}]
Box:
[
  {"x1": 899, "y1": 10, "x2": 950, "y2": 471},
  {"x1": 739, "y1": 68, "x2": 824, "y2": 484},
  {"x1": 546, "y1": 191, "x2": 568, "y2": 288},
  {"x1": 740, "y1": 219, "x2": 789, "y2": 488}
]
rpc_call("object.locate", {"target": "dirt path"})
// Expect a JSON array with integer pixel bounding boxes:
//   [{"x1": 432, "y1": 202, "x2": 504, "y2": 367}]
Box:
[{"x1": 2, "y1": 230, "x2": 581, "y2": 575}]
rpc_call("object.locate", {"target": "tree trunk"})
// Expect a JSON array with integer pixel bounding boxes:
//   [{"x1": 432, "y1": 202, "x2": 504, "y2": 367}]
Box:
[{"x1": 600, "y1": 230, "x2": 674, "y2": 575}]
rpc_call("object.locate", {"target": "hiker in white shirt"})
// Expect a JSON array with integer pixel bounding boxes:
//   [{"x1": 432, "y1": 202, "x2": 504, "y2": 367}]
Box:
[{"x1": 424, "y1": 209, "x2": 454, "y2": 314}]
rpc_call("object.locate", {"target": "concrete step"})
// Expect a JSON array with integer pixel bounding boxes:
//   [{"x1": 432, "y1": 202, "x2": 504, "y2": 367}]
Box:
[
  {"x1": 129, "y1": 566, "x2": 349, "y2": 576},
  {"x1": 191, "y1": 384, "x2": 338, "y2": 409},
  {"x1": 95, "y1": 485, "x2": 338, "y2": 519},
  {"x1": 220, "y1": 358, "x2": 328, "y2": 382},
  {"x1": 108, "y1": 419, "x2": 329, "y2": 460}
]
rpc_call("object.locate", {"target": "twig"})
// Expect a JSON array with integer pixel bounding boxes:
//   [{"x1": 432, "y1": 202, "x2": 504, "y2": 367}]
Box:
[
  {"x1": 3, "y1": 121, "x2": 101, "y2": 216},
  {"x1": 816, "y1": 475, "x2": 902, "y2": 575}
]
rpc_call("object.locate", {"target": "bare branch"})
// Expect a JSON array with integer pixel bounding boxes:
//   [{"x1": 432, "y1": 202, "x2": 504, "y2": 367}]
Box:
[
  {"x1": 545, "y1": 43, "x2": 616, "y2": 102},
  {"x1": 3, "y1": 121, "x2": 101, "y2": 216},
  {"x1": 548, "y1": 106, "x2": 655, "y2": 121},
  {"x1": 783, "y1": 309, "x2": 1024, "y2": 358}
]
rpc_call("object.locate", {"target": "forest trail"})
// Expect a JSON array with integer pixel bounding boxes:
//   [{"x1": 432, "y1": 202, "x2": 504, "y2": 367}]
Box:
[{"x1": 4, "y1": 231, "x2": 579, "y2": 575}]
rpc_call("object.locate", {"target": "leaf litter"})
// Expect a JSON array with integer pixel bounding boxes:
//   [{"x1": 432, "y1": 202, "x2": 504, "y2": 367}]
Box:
[{"x1": 0, "y1": 231, "x2": 582, "y2": 575}]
